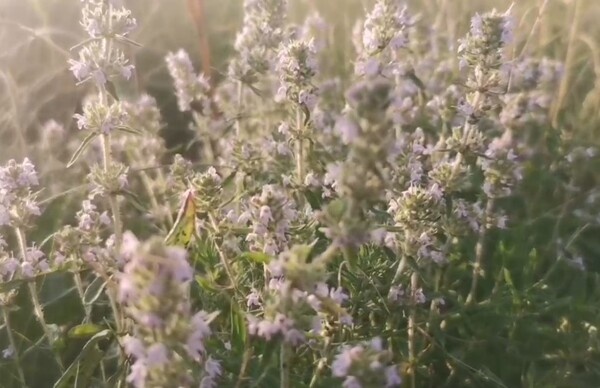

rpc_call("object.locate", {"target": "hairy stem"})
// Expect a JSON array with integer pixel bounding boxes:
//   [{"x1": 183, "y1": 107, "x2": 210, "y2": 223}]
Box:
[
  {"x1": 73, "y1": 272, "x2": 92, "y2": 322},
  {"x1": 295, "y1": 107, "x2": 305, "y2": 185},
  {"x1": 466, "y1": 199, "x2": 495, "y2": 305},
  {"x1": 280, "y1": 342, "x2": 290, "y2": 388},
  {"x1": 408, "y1": 270, "x2": 419, "y2": 388},
  {"x1": 235, "y1": 80, "x2": 244, "y2": 214},
  {"x1": 312, "y1": 242, "x2": 339, "y2": 267},
  {"x1": 235, "y1": 341, "x2": 253, "y2": 388},
  {"x1": 14, "y1": 227, "x2": 64, "y2": 371},
  {"x1": 2, "y1": 307, "x2": 27, "y2": 387},
  {"x1": 208, "y1": 213, "x2": 238, "y2": 291}
]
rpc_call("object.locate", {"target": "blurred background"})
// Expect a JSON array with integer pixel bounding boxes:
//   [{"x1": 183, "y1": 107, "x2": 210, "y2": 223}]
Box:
[
  {"x1": 0, "y1": 1, "x2": 599, "y2": 386},
  {"x1": 1, "y1": 0, "x2": 598, "y2": 166}
]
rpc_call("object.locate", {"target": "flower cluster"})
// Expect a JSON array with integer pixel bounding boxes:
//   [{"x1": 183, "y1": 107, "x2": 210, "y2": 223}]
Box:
[
  {"x1": 191, "y1": 167, "x2": 223, "y2": 213},
  {"x1": 240, "y1": 184, "x2": 298, "y2": 256},
  {"x1": 229, "y1": 0, "x2": 288, "y2": 82},
  {"x1": 69, "y1": 0, "x2": 136, "y2": 86},
  {"x1": 332, "y1": 337, "x2": 402, "y2": 388},
  {"x1": 275, "y1": 39, "x2": 319, "y2": 110},
  {"x1": 165, "y1": 49, "x2": 213, "y2": 113},
  {"x1": 501, "y1": 58, "x2": 563, "y2": 130},
  {"x1": 318, "y1": 77, "x2": 396, "y2": 248},
  {"x1": 247, "y1": 245, "x2": 351, "y2": 346},
  {"x1": 74, "y1": 98, "x2": 129, "y2": 134},
  {"x1": 119, "y1": 233, "x2": 220, "y2": 387},
  {"x1": 354, "y1": 0, "x2": 414, "y2": 77},
  {"x1": 0, "y1": 158, "x2": 40, "y2": 229}
]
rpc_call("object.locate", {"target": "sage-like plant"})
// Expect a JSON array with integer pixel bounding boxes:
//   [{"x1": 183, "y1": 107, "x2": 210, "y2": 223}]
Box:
[{"x1": 2, "y1": 0, "x2": 597, "y2": 387}]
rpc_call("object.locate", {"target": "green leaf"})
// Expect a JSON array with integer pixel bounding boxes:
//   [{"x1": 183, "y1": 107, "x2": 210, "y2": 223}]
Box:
[
  {"x1": 230, "y1": 303, "x2": 247, "y2": 347},
  {"x1": 239, "y1": 251, "x2": 271, "y2": 264},
  {"x1": 83, "y1": 276, "x2": 106, "y2": 305},
  {"x1": 53, "y1": 329, "x2": 112, "y2": 388},
  {"x1": 67, "y1": 323, "x2": 105, "y2": 339},
  {"x1": 221, "y1": 169, "x2": 238, "y2": 189},
  {"x1": 196, "y1": 275, "x2": 218, "y2": 292},
  {"x1": 503, "y1": 268, "x2": 521, "y2": 305},
  {"x1": 326, "y1": 198, "x2": 347, "y2": 220},
  {"x1": 120, "y1": 189, "x2": 148, "y2": 214},
  {"x1": 116, "y1": 125, "x2": 144, "y2": 136},
  {"x1": 204, "y1": 310, "x2": 220, "y2": 324},
  {"x1": 0, "y1": 270, "x2": 64, "y2": 294},
  {"x1": 67, "y1": 131, "x2": 98, "y2": 168},
  {"x1": 302, "y1": 189, "x2": 323, "y2": 210},
  {"x1": 105, "y1": 79, "x2": 120, "y2": 101}
]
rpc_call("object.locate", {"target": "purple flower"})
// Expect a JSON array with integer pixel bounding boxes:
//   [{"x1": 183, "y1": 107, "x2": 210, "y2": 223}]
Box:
[
  {"x1": 146, "y1": 343, "x2": 169, "y2": 367},
  {"x1": 122, "y1": 335, "x2": 145, "y2": 359},
  {"x1": 246, "y1": 289, "x2": 262, "y2": 308},
  {"x1": 126, "y1": 360, "x2": 147, "y2": 388},
  {"x1": 343, "y1": 376, "x2": 362, "y2": 388},
  {"x1": 385, "y1": 366, "x2": 402, "y2": 386}
]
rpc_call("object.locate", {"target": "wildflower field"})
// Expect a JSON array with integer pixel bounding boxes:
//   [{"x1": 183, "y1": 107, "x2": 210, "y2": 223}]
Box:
[{"x1": 1, "y1": 0, "x2": 600, "y2": 387}]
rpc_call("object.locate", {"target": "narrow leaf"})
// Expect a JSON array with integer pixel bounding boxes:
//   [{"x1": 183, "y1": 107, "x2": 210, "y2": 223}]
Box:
[
  {"x1": 67, "y1": 132, "x2": 98, "y2": 168},
  {"x1": 239, "y1": 251, "x2": 271, "y2": 264},
  {"x1": 68, "y1": 323, "x2": 105, "y2": 339},
  {"x1": 117, "y1": 125, "x2": 143, "y2": 136},
  {"x1": 83, "y1": 276, "x2": 106, "y2": 305},
  {"x1": 53, "y1": 329, "x2": 112, "y2": 388}
]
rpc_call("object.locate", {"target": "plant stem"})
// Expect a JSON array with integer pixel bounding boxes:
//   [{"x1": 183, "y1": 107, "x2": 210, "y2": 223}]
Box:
[
  {"x1": 100, "y1": 133, "x2": 123, "y2": 250},
  {"x1": 128, "y1": 148, "x2": 172, "y2": 228},
  {"x1": 408, "y1": 270, "x2": 419, "y2": 388},
  {"x1": 466, "y1": 199, "x2": 494, "y2": 305},
  {"x1": 208, "y1": 213, "x2": 238, "y2": 291},
  {"x1": 73, "y1": 272, "x2": 92, "y2": 322},
  {"x1": 280, "y1": 342, "x2": 290, "y2": 388},
  {"x1": 2, "y1": 307, "x2": 27, "y2": 387},
  {"x1": 308, "y1": 357, "x2": 327, "y2": 388},
  {"x1": 391, "y1": 255, "x2": 408, "y2": 284},
  {"x1": 14, "y1": 227, "x2": 64, "y2": 371},
  {"x1": 235, "y1": 80, "x2": 243, "y2": 138},
  {"x1": 295, "y1": 107, "x2": 305, "y2": 185},
  {"x1": 550, "y1": 0, "x2": 581, "y2": 127},
  {"x1": 235, "y1": 80, "x2": 244, "y2": 214},
  {"x1": 312, "y1": 242, "x2": 339, "y2": 266},
  {"x1": 235, "y1": 341, "x2": 253, "y2": 388}
]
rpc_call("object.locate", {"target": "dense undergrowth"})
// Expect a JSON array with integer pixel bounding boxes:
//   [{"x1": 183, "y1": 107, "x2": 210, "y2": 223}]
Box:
[{"x1": 1, "y1": 0, "x2": 600, "y2": 387}]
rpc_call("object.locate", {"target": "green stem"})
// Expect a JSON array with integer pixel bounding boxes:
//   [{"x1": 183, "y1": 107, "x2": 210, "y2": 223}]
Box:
[
  {"x1": 107, "y1": 286, "x2": 123, "y2": 332},
  {"x1": 466, "y1": 199, "x2": 494, "y2": 305},
  {"x1": 391, "y1": 255, "x2": 408, "y2": 284},
  {"x1": 235, "y1": 80, "x2": 243, "y2": 137},
  {"x1": 280, "y1": 342, "x2": 290, "y2": 388},
  {"x1": 14, "y1": 227, "x2": 64, "y2": 371},
  {"x1": 127, "y1": 149, "x2": 172, "y2": 229},
  {"x1": 208, "y1": 213, "x2": 237, "y2": 291},
  {"x1": 235, "y1": 81, "x2": 244, "y2": 214},
  {"x1": 295, "y1": 107, "x2": 305, "y2": 185},
  {"x1": 308, "y1": 357, "x2": 327, "y2": 388},
  {"x1": 100, "y1": 133, "x2": 123, "y2": 250},
  {"x1": 408, "y1": 270, "x2": 418, "y2": 388},
  {"x1": 312, "y1": 242, "x2": 339, "y2": 266},
  {"x1": 73, "y1": 272, "x2": 92, "y2": 322},
  {"x1": 2, "y1": 307, "x2": 27, "y2": 387},
  {"x1": 235, "y1": 340, "x2": 253, "y2": 388}
]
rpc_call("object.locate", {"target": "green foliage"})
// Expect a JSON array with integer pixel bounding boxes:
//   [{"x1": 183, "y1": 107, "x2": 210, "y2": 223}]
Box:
[{"x1": 2, "y1": 0, "x2": 600, "y2": 387}]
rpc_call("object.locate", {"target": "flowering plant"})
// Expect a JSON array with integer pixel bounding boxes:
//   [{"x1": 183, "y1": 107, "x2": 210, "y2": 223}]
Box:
[{"x1": 1, "y1": 0, "x2": 599, "y2": 387}]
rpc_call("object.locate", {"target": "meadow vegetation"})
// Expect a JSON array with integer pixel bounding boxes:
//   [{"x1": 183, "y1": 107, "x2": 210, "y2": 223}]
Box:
[{"x1": 1, "y1": 0, "x2": 600, "y2": 387}]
